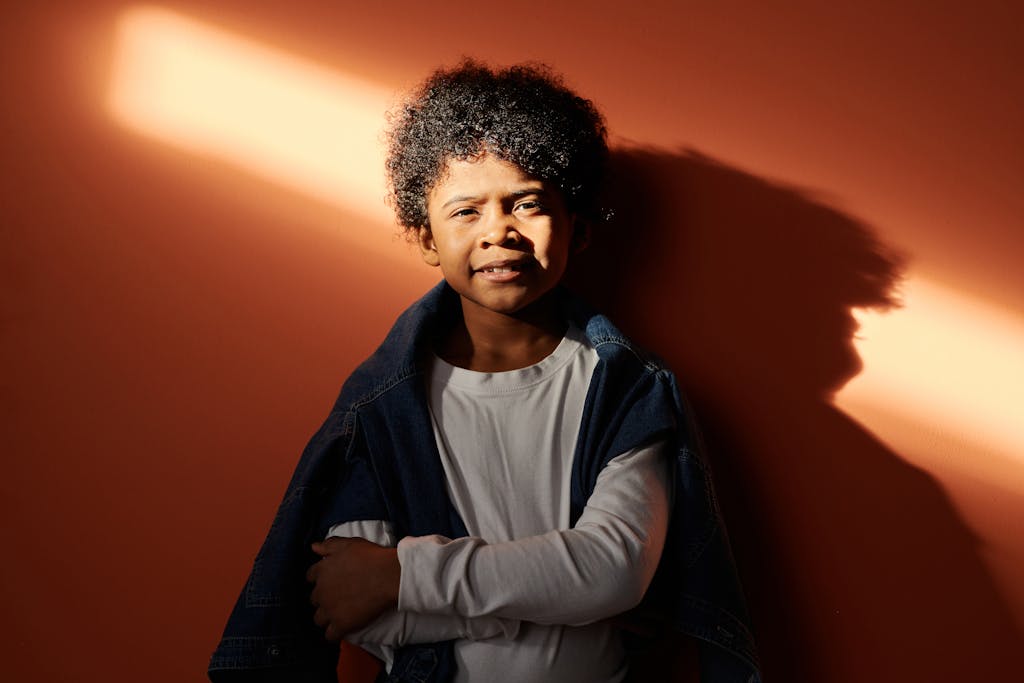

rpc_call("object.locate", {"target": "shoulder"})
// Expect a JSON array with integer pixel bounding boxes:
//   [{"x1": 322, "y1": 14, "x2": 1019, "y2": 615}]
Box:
[
  {"x1": 562, "y1": 288, "x2": 673, "y2": 380},
  {"x1": 563, "y1": 288, "x2": 684, "y2": 430},
  {"x1": 331, "y1": 281, "x2": 459, "y2": 412}
]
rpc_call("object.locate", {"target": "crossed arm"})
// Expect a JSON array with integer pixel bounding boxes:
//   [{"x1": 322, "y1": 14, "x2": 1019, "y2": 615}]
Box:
[{"x1": 306, "y1": 441, "x2": 673, "y2": 647}]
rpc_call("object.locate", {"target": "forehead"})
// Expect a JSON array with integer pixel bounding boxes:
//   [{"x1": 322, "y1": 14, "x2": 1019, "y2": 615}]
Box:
[{"x1": 428, "y1": 154, "x2": 544, "y2": 204}]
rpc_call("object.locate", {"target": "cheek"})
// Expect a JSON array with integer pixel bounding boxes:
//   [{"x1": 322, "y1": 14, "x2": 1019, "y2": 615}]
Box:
[
  {"x1": 537, "y1": 248, "x2": 571, "y2": 278},
  {"x1": 544, "y1": 234, "x2": 574, "y2": 265},
  {"x1": 437, "y1": 246, "x2": 470, "y2": 274}
]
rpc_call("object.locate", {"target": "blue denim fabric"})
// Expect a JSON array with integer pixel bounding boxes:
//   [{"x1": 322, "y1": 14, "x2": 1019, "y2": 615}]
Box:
[{"x1": 208, "y1": 281, "x2": 760, "y2": 682}]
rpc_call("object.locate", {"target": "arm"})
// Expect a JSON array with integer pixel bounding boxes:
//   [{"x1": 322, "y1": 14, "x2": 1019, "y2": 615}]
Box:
[
  {"x1": 312, "y1": 521, "x2": 520, "y2": 646},
  {"x1": 308, "y1": 440, "x2": 672, "y2": 636},
  {"x1": 397, "y1": 440, "x2": 672, "y2": 626}
]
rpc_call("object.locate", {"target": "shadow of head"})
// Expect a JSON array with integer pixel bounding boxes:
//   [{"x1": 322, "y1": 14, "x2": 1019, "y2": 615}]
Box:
[{"x1": 569, "y1": 146, "x2": 906, "y2": 401}]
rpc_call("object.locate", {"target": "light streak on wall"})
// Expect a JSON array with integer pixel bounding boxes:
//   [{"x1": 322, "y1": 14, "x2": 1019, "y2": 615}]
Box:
[
  {"x1": 107, "y1": 5, "x2": 394, "y2": 232},
  {"x1": 107, "y1": 6, "x2": 1024, "y2": 494},
  {"x1": 837, "y1": 275, "x2": 1024, "y2": 489}
]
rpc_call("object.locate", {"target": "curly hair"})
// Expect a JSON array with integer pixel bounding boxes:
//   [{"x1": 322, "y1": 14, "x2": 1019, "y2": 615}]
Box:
[{"x1": 385, "y1": 60, "x2": 609, "y2": 230}]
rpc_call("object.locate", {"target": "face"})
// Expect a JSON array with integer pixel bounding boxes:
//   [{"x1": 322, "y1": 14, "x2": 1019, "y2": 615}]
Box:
[{"x1": 419, "y1": 153, "x2": 582, "y2": 321}]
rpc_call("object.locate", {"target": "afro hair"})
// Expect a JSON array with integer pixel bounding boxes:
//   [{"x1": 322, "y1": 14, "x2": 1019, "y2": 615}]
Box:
[{"x1": 385, "y1": 60, "x2": 609, "y2": 231}]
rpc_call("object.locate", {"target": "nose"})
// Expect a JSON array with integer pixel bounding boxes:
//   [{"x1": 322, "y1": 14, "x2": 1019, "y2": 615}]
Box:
[{"x1": 478, "y1": 209, "x2": 521, "y2": 247}]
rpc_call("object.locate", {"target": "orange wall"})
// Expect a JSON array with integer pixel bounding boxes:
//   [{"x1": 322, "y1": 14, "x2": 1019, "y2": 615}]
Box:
[{"x1": 3, "y1": 2, "x2": 1022, "y2": 681}]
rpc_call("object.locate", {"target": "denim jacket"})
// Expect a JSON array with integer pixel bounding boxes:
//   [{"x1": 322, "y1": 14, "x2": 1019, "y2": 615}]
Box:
[{"x1": 209, "y1": 282, "x2": 760, "y2": 682}]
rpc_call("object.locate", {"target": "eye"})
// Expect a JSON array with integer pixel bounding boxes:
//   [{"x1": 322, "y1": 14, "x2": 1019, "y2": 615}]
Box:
[
  {"x1": 514, "y1": 200, "x2": 544, "y2": 213},
  {"x1": 450, "y1": 207, "x2": 478, "y2": 219}
]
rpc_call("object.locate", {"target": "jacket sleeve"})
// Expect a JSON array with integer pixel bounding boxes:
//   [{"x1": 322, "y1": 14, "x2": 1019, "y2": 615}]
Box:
[{"x1": 208, "y1": 410, "x2": 357, "y2": 682}]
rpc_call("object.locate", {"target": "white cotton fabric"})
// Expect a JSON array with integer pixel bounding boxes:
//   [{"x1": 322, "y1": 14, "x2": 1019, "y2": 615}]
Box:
[{"x1": 328, "y1": 326, "x2": 672, "y2": 683}]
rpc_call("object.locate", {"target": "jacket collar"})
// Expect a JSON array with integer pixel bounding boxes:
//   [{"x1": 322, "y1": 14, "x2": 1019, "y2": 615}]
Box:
[{"x1": 350, "y1": 280, "x2": 641, "y2": 391}]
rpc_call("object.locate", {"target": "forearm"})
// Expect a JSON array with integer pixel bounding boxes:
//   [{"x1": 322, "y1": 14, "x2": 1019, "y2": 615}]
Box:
[
  {"x1": 326, "y1": 521, "x2": 520, "y2": 645},
  {"x1": 347, "y1": 609, "x2": 519, "y2": 646},
  {"x1": 397, "y1": 442, "x2": 672, "y2": 626}
]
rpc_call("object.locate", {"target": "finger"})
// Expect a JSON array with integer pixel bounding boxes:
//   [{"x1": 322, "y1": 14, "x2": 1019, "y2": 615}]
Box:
[
  {"x1": 312, "y1": 540, "x2": 343, "y2": 557},
  {"x1": 315, "y1": 537, "x2": 354, "y2": 555},
  {"x1": 308, "y1": 568, "x2": 324, "y2": 606}
]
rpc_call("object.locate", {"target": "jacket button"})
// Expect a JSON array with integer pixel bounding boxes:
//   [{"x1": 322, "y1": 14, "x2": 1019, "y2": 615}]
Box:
[{"x1": 267, "y1": 645, "x2": 281, "y2": 658}]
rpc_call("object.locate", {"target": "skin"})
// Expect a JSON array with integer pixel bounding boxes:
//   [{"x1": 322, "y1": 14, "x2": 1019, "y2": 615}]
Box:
[
  {"x1": 418, "y1": 153, "x2": 585, "y2": 371},
  {"x1": 307, "y1": 153, "x2": 585, "y2": 641},
  {"x1": 308, "y1": 537, "x2": 400, "y2": 641}
]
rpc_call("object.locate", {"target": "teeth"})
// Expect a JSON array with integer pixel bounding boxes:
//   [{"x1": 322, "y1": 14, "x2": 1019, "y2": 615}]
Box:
[{"x1": 485, "y1": 266, "x2": 514, "y2": 273}]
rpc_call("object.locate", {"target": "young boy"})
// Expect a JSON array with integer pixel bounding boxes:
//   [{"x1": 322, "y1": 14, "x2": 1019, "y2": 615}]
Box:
[{"x1": 209, "y1": 62, "x2": 759, "y2": 683}]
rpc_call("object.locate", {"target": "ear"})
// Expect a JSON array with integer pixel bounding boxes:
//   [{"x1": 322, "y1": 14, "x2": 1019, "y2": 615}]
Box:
[
  {"x1": 417, "y1": 226, "x2": 441, "y2": 267},
  {"x1": 571, "y1": 216, "x2": 591, "y2": 254}
]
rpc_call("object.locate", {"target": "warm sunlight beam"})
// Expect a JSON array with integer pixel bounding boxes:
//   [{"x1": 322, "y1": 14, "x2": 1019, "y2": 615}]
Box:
[
  {"x1": 108, "y1": 7, "x2": 1023, "y2": 493},
  {"x1": 107, "y1": 5, "x2": 393, "y2": 231},
  {"x1": 836, "y1": 274, "x2": 1024, "y2": 488}
]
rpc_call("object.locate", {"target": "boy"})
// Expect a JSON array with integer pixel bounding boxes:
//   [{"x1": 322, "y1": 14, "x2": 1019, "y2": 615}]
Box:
[{"x1": 209, "y1": 61, "x2": 758, "y2": 683}]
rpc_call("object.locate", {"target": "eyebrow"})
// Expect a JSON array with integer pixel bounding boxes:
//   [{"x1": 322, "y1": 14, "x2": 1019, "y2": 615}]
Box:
[
  {"x1": 510, "y1": 187, "x2": 547, "y2": 200},
  {"x1": 440, "y1": 186, "x2": 548, "y2": 209},
  {"x1": 440, "y1": 194, "x2": 480, "y2": 209}
]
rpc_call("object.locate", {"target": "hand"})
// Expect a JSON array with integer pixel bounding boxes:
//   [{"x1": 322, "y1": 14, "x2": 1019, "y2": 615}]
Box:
[{"x1": 307, "y1": 536, "x2": 401, "y2": 641}]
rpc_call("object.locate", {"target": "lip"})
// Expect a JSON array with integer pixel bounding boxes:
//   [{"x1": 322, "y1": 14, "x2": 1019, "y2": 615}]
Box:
[{"x1": 473, "y1": 258, "x2": 533, "y2": 282}]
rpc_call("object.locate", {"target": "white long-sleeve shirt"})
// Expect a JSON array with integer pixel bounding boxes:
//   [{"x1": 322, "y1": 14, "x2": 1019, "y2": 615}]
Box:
[{"x1": 328, "y1": 327, "x2": 672, "y2": 682}]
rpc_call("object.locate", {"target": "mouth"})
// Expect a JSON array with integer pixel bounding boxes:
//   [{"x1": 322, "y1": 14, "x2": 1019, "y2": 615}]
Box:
[
  {"x1": 474, "y1": 259, "x2": 532, "y2": 274},
  {"x1": 473, "y1": 258, "x2": 534, "y2": 282}
]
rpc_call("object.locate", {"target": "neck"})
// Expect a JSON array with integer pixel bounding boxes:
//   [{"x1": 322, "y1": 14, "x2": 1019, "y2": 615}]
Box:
[{"x1": 439, "y1": 293, "x2": 567, "y2": 372}]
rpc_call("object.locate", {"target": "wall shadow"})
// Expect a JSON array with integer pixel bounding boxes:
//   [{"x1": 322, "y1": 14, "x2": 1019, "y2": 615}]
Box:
[{"x1": 567, "y1": 147, "x2": 1024, "y2": 681}]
